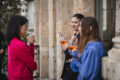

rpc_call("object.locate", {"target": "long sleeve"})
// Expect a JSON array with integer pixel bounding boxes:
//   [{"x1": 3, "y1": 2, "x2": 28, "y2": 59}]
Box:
[
  {"x1": 71, "y1": 48, "x2": 102, "y2": 80},
  {"x1": 70, "y1": 57, "x2": 81, "y2": 73},
  {"x1": 81, "y1": 49, "x2": 100, "y2": 80},
  {"x1": 64, "y1": 48, "x2": 79, "y2": 60},
  {"x1": 15, "y1": 43, "x2": 37, "y2": 71},
  {"x1": 64, "y1": 48, "x2": 73, "y2": 60}
]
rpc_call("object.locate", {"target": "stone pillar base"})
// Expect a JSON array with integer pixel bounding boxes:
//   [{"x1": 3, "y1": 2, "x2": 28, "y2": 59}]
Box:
[{"x1": 102, "y1": 36, "x2": 120, "y2": 80}]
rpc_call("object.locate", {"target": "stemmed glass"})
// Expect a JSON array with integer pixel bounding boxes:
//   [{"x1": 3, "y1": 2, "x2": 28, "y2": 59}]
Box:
[
  {"x1": 59, "y1": 33, "x2": 77, "y2": 52},
  {"x1": 68, "y1": 40, "x2": 77, "y2": 52}
]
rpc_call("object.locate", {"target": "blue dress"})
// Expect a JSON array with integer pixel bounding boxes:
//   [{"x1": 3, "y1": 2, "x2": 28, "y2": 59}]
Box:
[{"x1": 70, "y1": 41, "x2": 105, "y2": 80}]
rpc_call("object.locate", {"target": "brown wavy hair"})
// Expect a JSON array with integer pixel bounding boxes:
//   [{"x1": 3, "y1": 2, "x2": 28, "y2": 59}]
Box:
[{"x1": 78, "y1": 17, "x2": 101, "y2": 55}]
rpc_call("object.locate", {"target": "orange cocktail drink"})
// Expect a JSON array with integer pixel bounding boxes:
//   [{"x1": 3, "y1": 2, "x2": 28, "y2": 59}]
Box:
[
  {"x1": 60, "y1": 40, "x2": 68, "y2": 45},
  {"x1": 68, "y1": 45, "x2": 77, "y2": 52}
]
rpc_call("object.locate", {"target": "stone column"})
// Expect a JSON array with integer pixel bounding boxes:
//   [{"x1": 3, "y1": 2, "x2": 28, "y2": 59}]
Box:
[
  {"x1": 56, "y1": 0, "x2": 63, "y2": 80},
  {"x1": 55, "y1": 0, "x2": 73, "y2": 80},
  {"x1": 39, "y1": 0, "x2": 49, "y2": 78},
  {"x1": 115, "y1": 0, "x2": 120, "y2": 34},
  {"x1": 34, "y1": 0, "x2": 40, "y2": 77},
  {"x1": 34, "y1": 0, "x2": 39, "y2": 45},
  {"x1": 48, "y1": 0, "x2": 56, "y2": 79},
  {"x1": 102, "y1": 0, "x2": 120, "y2": 80}
]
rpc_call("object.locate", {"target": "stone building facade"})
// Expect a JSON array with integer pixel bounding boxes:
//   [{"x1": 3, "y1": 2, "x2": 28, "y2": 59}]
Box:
[
  {"x1": 102, "y1": 0, "x2": 120, "y2": 80},
  {"x1": 32, "y1": 0, "x2": 120, "y2": 80}
]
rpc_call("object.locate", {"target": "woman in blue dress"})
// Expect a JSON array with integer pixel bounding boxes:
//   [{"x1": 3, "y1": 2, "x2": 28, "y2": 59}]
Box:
[{"x1": 70, "y1": 17, "x2": 106, "y2": 80}]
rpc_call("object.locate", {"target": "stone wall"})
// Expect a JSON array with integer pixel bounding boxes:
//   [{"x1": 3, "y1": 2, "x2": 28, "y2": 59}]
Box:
[
  {"x1": 102, "y1": 37, "x2": 120, "y2": 80},
  {"x1": 116, "y1": 0, "x2": 120, "y2": 34},
  {"x1": 102, "y1": 0, "x2": 120, "y2": 80},
  {"x1": 73, "y1": 0, "x2": 94, "y2": 16},
  {"x1": 34, "y1": 0, "x2": 95, "y2": 79}
]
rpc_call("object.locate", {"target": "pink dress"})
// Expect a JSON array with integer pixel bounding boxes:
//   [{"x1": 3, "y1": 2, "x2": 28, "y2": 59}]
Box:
[{"x1": 8, "y1": 38, "x2": 37, "y2": 80}]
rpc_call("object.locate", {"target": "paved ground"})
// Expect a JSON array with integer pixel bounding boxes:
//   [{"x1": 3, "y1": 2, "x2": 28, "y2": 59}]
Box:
[
  {"x1": 40, "y1": 78, "x2": 53, "y2": 80},
  {"x1": 2, "y1": 69, "x2": 54, "y2": 80},
  {"x1": 34, "y1": 78, "x2": 55, "y2": 80}
]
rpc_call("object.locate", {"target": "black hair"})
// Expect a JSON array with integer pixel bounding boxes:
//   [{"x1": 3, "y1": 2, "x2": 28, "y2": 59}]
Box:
[
  {"x1": 5, "y1": 14, "x2": 28, "y2": 45},
  {"x1": 72, "y1": 13, "x2": 84, "y2": 20}
]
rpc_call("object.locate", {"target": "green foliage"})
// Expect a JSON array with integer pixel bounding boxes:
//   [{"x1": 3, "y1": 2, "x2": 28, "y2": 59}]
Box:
[{"x1": 0, "y1": 0, "x2": 22, "y2": 33}]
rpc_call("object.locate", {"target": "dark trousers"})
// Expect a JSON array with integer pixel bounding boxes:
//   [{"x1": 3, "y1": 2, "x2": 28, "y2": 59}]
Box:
[
  {"x1": 62, "y1": 69, "x2": 78, "y2": 80},
  {"x1": 61, "y1": 62, "x2": 78, "y2": 80}
]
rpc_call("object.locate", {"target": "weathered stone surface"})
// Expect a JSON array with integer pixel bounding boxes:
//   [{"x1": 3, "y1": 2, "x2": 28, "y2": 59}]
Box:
[
  {"x1": 108, "y1": 48, "x2": 120, "y2": 62},
  {"x1": 112, "y1": 36, "x2": 120, "y2": 43},
  {"x1": 39, "y1": 0, "x2": 49, "y2": 78},
  {"x1": 102, "y1": 57, "x2": 120, "y2": 80},
  {"x1": 73, "y1": 0, "x2": 94, "y2": 16},
  {"x1": 40, "y1": 48, "x2": 49, "y2": 77},
  {"x1": 116, "y1": 0, "x2": 120, "y2": 34},
  {"x1": 102, "y1": 57, "x2": 115, "y2": 80},
  {"x1": 48, "y1": 0, "x2": 56, "y2": 79},
  {"x1": 34, "y1": 0, "x2": 39, "y2": 45},
  {"x1": 34, "y1": 0, "x2": 40, "y2": 77}
]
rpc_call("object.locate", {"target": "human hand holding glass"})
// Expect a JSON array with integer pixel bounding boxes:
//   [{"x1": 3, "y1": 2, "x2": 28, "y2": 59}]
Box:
[
  {"x1": 71, "y1": 34, "x2": 78, "y2": 46},
  {"x1": 60, "y1": 35, "x2": 69, "y2": 51},
  {"x1": 27, "y1": 33, "x2": 35, "y2": 44},
  {"x1": 68, "y1": 40, "x2": 77, "y2": 52}
]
